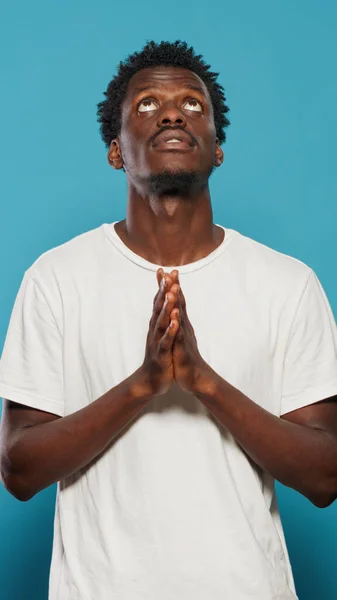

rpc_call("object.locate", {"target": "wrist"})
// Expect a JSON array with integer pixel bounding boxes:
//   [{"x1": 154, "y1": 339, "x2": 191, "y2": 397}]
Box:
[
  {"x1": 128, "y1": 366, "x2": 153, "y2": 402},
  {"x1": 193, "y1": 360, "x2": 219, "y2": 398}
]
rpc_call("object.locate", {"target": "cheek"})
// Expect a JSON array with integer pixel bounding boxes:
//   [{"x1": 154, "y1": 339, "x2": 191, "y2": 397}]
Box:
[
  {"x1": 199, "y1": 137, "x2": 217, "y2": 164},
  {"x1": 120, "y1": 130, "x2": 143, "y2": 166},
  {"x1": 120, "y1": 129, "x2": 134, "y2": 156},
  {"x1": 195, "y1": 122, "x2": 216, "y2": 151}
]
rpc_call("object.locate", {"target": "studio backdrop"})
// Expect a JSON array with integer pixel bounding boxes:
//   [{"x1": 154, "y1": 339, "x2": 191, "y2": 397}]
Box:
[{"x1": 0, "y1": 1, "x2": 336, "y2": 599}]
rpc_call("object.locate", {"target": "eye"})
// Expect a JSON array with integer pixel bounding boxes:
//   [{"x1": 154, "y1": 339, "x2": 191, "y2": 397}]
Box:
[
  {"x1": 182, "y1": 98, "x2": 203, "y2": 112},
  {"x1": 137, "y1": 98, "x2": 158, "y2": 113}
]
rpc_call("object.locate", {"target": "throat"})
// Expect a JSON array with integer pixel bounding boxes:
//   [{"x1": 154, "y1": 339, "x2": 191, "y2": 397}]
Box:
[{"x1": 114, "y1": 221, "x2": 224, "y2": 267}]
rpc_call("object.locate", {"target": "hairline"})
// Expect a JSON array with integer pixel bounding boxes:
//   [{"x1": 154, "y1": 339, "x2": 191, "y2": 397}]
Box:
[{"x1": 121, "y1": 66, "x2": 214, "y2": 119}]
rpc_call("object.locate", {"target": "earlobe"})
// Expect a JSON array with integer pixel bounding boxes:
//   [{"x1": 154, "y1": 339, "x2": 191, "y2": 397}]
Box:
[
  {"x1": 214, "y1": 140, "x2": 224, "y2": 167},
  {"x1": 108, "y1": 140, "x2": 124, "y2": 170}
]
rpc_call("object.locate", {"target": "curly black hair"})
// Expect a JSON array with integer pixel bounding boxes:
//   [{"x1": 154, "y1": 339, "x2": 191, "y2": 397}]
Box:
[{"x1": 97, "y1": 40, "x2": 230, "y2": 148}]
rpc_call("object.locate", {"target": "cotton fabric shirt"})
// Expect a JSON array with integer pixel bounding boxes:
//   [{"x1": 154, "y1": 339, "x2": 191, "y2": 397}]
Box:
[{"x1": 1, "y1": 222, "x2": 337, "y2": 600}]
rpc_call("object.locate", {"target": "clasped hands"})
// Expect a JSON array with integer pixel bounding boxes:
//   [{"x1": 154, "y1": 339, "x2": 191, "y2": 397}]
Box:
[{"x1": 141, "y1": 268, "x2": 214, "y2": 397}]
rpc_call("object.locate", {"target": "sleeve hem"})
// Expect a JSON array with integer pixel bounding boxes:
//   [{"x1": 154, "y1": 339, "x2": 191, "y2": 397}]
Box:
[
  {"x1": 0, "y1": 384, "x2": 64, "y2": 417},
  {"x1": 281, "y1": 381, "x2": 337, "y2": 416}
]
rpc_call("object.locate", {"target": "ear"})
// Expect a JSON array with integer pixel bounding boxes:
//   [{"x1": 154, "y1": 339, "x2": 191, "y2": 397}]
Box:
[
  {"x1": 214, "y1": 138, "x2": 224, "y2": 167},
  {"x1": 107, "y1": 139, "x2": 124, "y2": 170}
]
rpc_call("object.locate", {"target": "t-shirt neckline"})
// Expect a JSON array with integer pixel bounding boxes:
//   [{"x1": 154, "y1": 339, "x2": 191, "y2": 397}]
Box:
[{"x1": 103, "y1": 222, "x2": 236, "y2": 274}]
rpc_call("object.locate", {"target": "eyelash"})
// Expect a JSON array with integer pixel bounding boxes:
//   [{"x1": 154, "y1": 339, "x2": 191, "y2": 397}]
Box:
[{"x1": 137, "y1": 97, "x2": 204, "y2": 112}]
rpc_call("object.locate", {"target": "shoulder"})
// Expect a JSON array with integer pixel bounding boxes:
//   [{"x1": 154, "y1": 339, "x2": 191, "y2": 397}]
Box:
[
  {"x1": 25, "y1": 224, "x2": 108, "y2": 285},
  {"x1": 228, "y1": 228, "x2": 313, "y2": 291},
  {"x1": 19, "y1": 225, "x2": 110, "y2": 323}
]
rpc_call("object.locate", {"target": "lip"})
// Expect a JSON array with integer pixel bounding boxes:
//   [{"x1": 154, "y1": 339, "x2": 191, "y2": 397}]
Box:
[
  {"x1": 153, "y1": 141, "x2": 194, "y2": 152},
  {"x1": 152, "y1": 129, "x2": 195, "y2": 148}
]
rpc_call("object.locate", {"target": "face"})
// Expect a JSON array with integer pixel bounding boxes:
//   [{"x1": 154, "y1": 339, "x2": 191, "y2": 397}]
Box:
[{"x1": 108, "y1": 66, "x2": 223, "y2": 191}]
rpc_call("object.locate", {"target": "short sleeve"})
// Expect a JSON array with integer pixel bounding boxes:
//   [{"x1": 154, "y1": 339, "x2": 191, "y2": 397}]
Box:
[
  {"x1": 0, "y1": 272, "x2": 64, "y2": 416},
  {"x1": 281, "y1": 270, "x2": 337, "y2": 415}
]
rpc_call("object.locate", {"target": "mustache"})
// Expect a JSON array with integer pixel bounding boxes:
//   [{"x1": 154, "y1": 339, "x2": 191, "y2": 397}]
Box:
[{"x1": 149, "y1": 125, "x2": 198, "y2": 147}]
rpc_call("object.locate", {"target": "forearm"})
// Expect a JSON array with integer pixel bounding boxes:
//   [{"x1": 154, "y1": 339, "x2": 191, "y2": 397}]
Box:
[
  {"x1": 7, "y1": 368, "x2": 150, "y2": 501},
  {"x1": 196, "y1": 367, "x2": 337, "y2": 507}
]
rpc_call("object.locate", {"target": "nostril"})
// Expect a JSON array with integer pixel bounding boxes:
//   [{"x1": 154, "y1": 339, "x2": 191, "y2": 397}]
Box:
[{"x1": 159, "y1": 113, "x2": 186, "y2": 128}]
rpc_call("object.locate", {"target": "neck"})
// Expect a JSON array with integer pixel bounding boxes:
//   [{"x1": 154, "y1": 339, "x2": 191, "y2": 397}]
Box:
[{"x1": 114, "y1": 181, "x2": 223, "y2": 267}]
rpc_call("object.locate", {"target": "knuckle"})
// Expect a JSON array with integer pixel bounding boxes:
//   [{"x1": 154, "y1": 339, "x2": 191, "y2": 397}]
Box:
[
  {"x1": 175, "y1": 331, "x2": 184, "y2": 342},
  {"x1": 153, "y1": 292, "x2": 162, "y2": 309},
  {"x1": 153, "y1": 305, "x2": 162, "y2": 320},
  {"x1": 156, "y1": 317, "x2": 168, "y2": 333},
  {"x1": 158, "y1": 339, "x2": 168, "y2": 353}
]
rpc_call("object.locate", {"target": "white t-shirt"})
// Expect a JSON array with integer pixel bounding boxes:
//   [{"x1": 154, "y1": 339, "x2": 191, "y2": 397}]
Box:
[{"x1": 1, "y1": 222, "x2": 337, "y2": 600}]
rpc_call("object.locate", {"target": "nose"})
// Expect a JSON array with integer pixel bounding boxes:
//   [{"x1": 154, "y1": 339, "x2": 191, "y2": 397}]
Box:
[{"x1": 157, "y1": 102, "x2": 187, "y2": 129}]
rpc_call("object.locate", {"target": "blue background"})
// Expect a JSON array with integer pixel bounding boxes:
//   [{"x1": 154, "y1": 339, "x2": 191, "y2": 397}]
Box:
[{"x1": 1, "y1": 1, "x2": 336, "y2": 598}]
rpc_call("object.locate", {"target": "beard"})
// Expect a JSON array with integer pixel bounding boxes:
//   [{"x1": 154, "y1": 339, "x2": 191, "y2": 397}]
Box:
[{"x1": 148, "y1": 166, "x2": 215, "y2": 196}]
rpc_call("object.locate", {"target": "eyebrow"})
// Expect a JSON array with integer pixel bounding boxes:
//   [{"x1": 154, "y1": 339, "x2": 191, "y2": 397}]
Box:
[{"x1": 132, "y1": 84, "x2": 206, "y2": 97}]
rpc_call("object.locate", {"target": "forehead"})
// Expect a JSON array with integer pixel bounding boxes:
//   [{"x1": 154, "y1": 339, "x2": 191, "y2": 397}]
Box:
[{"x1": 125, "y1": 66, "x2": 210, "y2": 99}]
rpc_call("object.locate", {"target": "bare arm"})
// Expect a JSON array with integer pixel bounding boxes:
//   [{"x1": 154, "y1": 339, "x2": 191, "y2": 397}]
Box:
[
  {"x1": 0, "y1": 369, "x2": 154, "y2": 501},
  {"x1": 0, "y1": 272, "x2": 180, "y2": 502},
  {"x1": 195, "y1": 368, "x2": 337, "y2": 508},
  {"x1": 165, "y1": 273, "x2": 337, "y2": 509}
]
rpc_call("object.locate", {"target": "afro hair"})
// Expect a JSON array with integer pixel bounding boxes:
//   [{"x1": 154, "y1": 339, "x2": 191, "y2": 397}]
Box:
[{"x1": 97, "y1": 40, "x2": 230, "y2": 148}]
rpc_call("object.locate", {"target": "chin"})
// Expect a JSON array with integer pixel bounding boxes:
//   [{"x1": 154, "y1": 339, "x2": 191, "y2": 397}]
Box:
[{"x1": 148, "y1": 168, "x2": 211, "y2": 196}]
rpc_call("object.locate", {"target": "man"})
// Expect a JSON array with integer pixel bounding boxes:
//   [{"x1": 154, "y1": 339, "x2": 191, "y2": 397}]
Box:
[{"x1": 1, "y1": 40, "x2": 337, "y2": 600}]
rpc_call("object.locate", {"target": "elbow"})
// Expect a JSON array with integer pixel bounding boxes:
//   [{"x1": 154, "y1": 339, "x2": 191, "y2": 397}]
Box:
[
  {"x1": 1, "y1": 447, "x2": 37, "y2": 502},
  {"x1": 11, "y1": 487, "x2": 36, "y2": 503},
  {"x1": 307, "y1": 479, "x2": 337, "y2": 509},
  {"x1": 1, "y1": 469, "x2": 36, "y2": 502},
  {"x1": 5, "y1": 479, "x2": 36, "y2": 502},
  {"x1": 310, "y1": 494, "x2": 335, "y2": 509}
]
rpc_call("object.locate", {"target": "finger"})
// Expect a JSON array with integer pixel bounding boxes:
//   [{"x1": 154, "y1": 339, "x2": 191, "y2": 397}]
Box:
[
  {"x1": 176, "y1": 293, "x2": 196, "y2": 341},
  {"x1": 178, "y1": 286, "x2": 193, "y2": 331},
  {"x1": 170, "y1": 308, "x2": 180, "y2": 322},
  {"x1": 150, "y1": 274, "x2": 170, "y2": 329},
  {"x1": 176, "y1": 292, "x2": 185, "y2": 327},
  {"x1": 153, "y1": 273, "x2": 171, "y2": 312},
  {"x1": 163, "y1": 273, "x2": 173, "y2": 290},
  {"x1": 178, "y1": 285, "x2": 186, "y2": 310},
  {"x1": 177, "y1": 290, "x2": 194, "y2": 334},
  {"x1": 169, "y1": 269, "x2": 179, "y2": 285},
  {"x1": 156, "y1": 285, "x2": 180, "y2": 333},
  {"x1": 152, "y1": 271, "x2": 179, "y2": 328},
  {"x1": 153, "y1": 269, "x2": 165, "y2": 308},
  {"x1": 159, "y1": 314, "x2": 180, "y2": 352},
  {"x1": 156, "y1": 268, "x2": 164, "y2": 287},
  {"x1": 171, "y1": 308, "x2": 184, "y2": 343},
  {"x1": 152, "y1": 279, "x2": 163, "y2": 312},
  {"x1": 157, "y1": 268, "x2": 179, "y2": 287},
  {"x1": 155, "y1": 270, "x2": 171, "y2": 293},
  {"x1": 173, "y1": 271, "x2": 186, "y2": 310}
]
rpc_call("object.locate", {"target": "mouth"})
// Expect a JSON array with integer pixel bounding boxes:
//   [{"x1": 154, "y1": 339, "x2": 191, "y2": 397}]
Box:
[{"x1": 151, "y1": 130, "x2": 195, "y2": 151}]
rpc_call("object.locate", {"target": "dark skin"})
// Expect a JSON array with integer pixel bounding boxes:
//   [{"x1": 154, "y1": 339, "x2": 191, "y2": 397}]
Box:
[
  {"x1": 155, "y1": 269, "x2": 337, "y2": 508},
  {"x1": 108, "y1": 66, "x2": 224, "y2": 266},
  {"x1": 1, "y1": 66, "x2": 337, "y2": 508}
]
